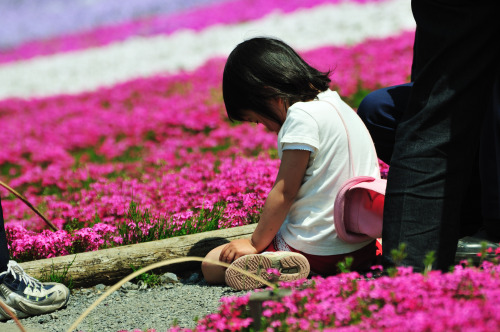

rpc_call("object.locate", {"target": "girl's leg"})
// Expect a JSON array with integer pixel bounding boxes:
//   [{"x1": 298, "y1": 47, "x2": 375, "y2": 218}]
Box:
[
  {"x1": 201, "y1": 239, "x2": 298, "y2": 285},
  {"x1": 202, "y1": 240, "x2": 310, "y2": 290},
  {"x1": 201, "y1": 244, "x2": 227, "y2": 285},
  {"x1": 295, "y1": 240, "x2": 379, "y2": 276},
  {"x1": 264, "y1": 233, "x2": 379, "y2": 276}
]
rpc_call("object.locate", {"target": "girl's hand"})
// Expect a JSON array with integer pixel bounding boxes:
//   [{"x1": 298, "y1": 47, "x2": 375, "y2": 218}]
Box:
[{"x1": 219, "y1": 238, "x2": 259, "y2": 264}]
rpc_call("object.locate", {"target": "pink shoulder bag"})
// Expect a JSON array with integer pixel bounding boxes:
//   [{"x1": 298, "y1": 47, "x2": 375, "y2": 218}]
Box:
[{"x1": 323, "y1": 100, "x2": 386, "y2": 244}]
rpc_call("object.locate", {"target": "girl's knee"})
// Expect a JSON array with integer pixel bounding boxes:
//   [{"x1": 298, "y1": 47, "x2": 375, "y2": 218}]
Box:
[
  {"x1": 201, "y1": 245, "x2": 227, "y2": 285},
  {"x1": 201, "y1": 259, "x2": 223, "y2": 285}
]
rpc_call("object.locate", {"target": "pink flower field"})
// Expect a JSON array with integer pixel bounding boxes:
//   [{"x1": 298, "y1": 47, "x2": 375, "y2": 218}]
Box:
[
  {"x1": 1, "y1": 0, "x2": 409, "y2": 261},
  {"x1": 167, "y1": 260, "x2": 500, "y2": 331},
  {"x1": 2, "y1": 0, "x2": 499, "y2": 330}
]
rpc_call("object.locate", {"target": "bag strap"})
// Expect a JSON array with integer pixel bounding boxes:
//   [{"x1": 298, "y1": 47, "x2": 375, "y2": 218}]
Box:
[
  {"x1": 321, "y1": 100, "x2": 356, "y2": 177},
  {"x1": 321, "y1": 99, "x2": 378, "y2": 178}
]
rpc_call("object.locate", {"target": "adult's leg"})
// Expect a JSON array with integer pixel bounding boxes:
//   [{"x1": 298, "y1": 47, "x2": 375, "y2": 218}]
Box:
[
  {"x1": 480, "y1": 74, "x2": 500, "y2": 239},
  {"x1": 357, "y1": 83, "x2": 412, "y2": 164},
  {"x1": 0, "y1": 197, "x2": 10, "y2": 272},
  {"x1": 358, "y1": 83, "x2": 482, "y2": 239},
  {"x1": 383, "y1": 0, "x2": 500, "y2": 272}
]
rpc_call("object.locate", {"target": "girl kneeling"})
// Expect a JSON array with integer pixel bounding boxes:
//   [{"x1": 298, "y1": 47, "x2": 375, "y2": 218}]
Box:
[{"x1": 202, "y1": 37, "x2": 381, "y2": 290}]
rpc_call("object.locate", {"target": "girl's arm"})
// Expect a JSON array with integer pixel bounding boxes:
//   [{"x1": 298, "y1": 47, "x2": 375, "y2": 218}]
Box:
[{"x1": 220, "y1": 149, "x2": 310, "y2": 263}]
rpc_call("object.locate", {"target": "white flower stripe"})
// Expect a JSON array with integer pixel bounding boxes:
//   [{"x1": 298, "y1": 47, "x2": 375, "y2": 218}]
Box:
[{"x1": 0, "y1": 0, "x2": 414, "y2": 100}]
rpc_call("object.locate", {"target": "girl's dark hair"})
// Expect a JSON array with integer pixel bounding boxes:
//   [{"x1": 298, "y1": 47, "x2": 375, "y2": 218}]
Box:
[{"x1": 222, "y1": 37, "x2": 332, "y2": 125}]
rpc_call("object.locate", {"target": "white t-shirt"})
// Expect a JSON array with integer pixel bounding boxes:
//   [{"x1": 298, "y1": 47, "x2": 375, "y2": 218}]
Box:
[{"x1": 277, "y1": 89, "x2": 380, "y2": 255}]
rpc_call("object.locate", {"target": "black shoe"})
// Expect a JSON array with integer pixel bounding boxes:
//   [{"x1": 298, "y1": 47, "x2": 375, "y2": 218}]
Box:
[{"x1": 455, "y1": 235, "x2": 499, "y2": 265}]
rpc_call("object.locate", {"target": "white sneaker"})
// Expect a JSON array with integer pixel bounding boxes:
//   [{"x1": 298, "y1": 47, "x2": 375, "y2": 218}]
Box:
[{"x1": 0, "y1": 261, "x2": 70, "y2": 321}]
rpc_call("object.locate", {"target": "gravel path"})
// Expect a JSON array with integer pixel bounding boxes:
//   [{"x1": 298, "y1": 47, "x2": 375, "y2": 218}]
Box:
[{"x1": 0, "y1": 271, "x2": 247, "y2": 332}]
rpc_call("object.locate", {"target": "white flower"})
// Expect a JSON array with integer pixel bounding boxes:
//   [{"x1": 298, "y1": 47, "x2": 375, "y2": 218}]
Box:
[{"x1": 0, "y1": 0, "x2": 414, "y2": 100}]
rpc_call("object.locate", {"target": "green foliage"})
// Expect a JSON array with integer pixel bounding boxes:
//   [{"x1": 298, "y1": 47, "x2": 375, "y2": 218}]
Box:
[
  {"x1": 0, "y1": 162, "x2": 21, "y2": 178},
  {"x1": 101, "y1": 100, "x2": 111, "y2": 108},
  {"x1": 347, "y1": 87, "x2": 373, "y2": 109},
  {"x1": 246, "y1": 212, "x2": 261, "y2": 225},
  {"x1": 478, "y1": 241, "x2": 492, "y2": 266},
  {"x1": 387, "y1": 242, "x2": 407, "y2": 277},
  {"x1": 144, "y1": 130, "x2": 159, "y2": 142},
  {"x1": 113, "y1": 145, "x2": 144, "y2": 162},
  {"x1": 72, "y1": 147, "x2": 107, "y2": 167},
  {"x1": 391, "y1": 242, "x2": 407, "y2": 265},
  {"x1": 423, "y1": 250, "x2": 436, "y2": 276},
  {"x1": 104, "y1": 170, "x2": 129, "y2": 180},
  {"x1": 118, "y1": 200, "x2": 228, "y2": 245},
  {"x1": 63, "y1": 215, "x2": 98, "y2": 234},
  {"x1": 194, "y1": 200, "x2": 227, "y2": 233},
  {"x1": 200, "y1": 141, "x2": 231, "y2": 154},
  {"x1": 337, "y1": 256, "x2": 354, "y2": 274},
  {"x1": 41, "y1": 185, "x2": 63, "y2": 197},
  {"x1": 68, "y1": 178, "x2": 96, "y2": 193},
  {"x1": 93, "y1": 213, "x2": 102, "y2": 225},
  {"x1": 130, "y1": 264, "x2": 162, "y2": 287},
  {"x1": 267, "y1": 148, "x2": 279, "y2": 160},
  {"x1": 387, "y1": 267, "x2": 397, "y2": 278},
  {"x1": 208, "y1": 87, "x2": 224, "y2": 105},
  {"x1": 40, "y1": 256, "x2": 76, "y2": 289},
  {"x1": 350, "y1": 296, "x2": 374, "y2": 325},
  {"x1": 213, "y1": 159, "x2": 222, "y2": 173},
  {"x1": 2, "y1": 192, "x2": 18, "y2": 201},
  {"x1": 21, "y1": 152, "x2": 32, "y2": 161},
  {"x1": 163, "y1": 81, "x2": 192, "y2": 97},
  {"x1": 339, "y1": 278, "x2": 359, "y2": 299},
  {"x1": 36, "y1": 200, "x2": 48, "y2": 217},
  {"x1": 63, "y1": 218, "x2": 88, "y2": 232}
]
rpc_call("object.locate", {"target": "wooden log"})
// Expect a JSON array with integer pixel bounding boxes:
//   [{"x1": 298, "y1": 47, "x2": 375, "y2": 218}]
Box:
[{"x1": 19, "y1": 224, "x2": 257, "y2": 287}]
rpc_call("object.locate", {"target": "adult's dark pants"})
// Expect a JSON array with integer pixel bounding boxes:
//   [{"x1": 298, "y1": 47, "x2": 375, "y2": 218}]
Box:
[
  {"x1": 358, "y1": 80, "x2": 500, "y2": 241},
  {"x1": 373, "y1": 0, "x2": 500, "y2": 272},
  {"x1": 0, "y1": 197, "x2": 10, "y2": 272}
]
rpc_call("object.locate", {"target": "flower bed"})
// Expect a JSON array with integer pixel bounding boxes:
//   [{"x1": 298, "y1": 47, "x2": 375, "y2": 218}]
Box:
[
  {"x1": 0, "y1": 0, "x2": 414, "y2": 99},
  {"x1": 0, "y1": 0, "x2": 387, "y2": 63},
  {"x1": 4, "y1": 1, "x2": 500, "y2": 331},
  {"x1": 1, "y1": 31, "x2": 410, "y2": 260},
  {"x1": 0, "y1": 0, "x2": 405, "y2": 279},
  {"x1": 165, "y1": 260, "x2": 500, "y2": 331}
]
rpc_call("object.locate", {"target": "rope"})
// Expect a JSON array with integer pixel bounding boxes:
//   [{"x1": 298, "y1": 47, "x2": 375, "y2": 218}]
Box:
[{"x1": 0, "y1": 299, "x2": 27, "y2": 332}]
